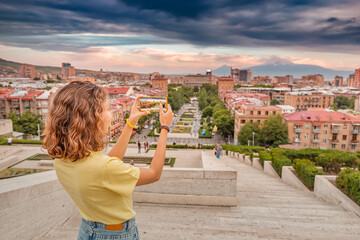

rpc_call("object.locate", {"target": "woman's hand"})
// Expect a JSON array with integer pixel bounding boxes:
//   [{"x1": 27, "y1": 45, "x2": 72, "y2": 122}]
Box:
[
  {"x1": 159, "y1": 104, "x2": 174, "y2": 127},
  {"x1": 128, "y1": 96, "x2": 150, "y2": 126}
]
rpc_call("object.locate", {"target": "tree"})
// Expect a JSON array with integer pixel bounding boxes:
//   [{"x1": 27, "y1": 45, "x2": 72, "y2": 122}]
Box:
[
  {"x1": 270, "y1": 99, "x2": 280, "y2": 105},
  {"x1": 193, "y1": 86, "x2": 199, "y2": 93},
  {"x1": 213, "y1": 103, "x2": 225, "y2": 114},
  {"x1": 237, "y1": 122, "x2": 262, "y2": 145},
  {"x1": 214, "y1": 114, "x2": 234, "y2": 138},
  {"x1": 261, "y1": 114, "x2": 288, "y2": 147},
  {"x1": 334, "y1": 95, "x2": 352, "y2": 109},
  {"x1": 202, "y1": 106, "x2": 213, "y2": 118},
  {"x1": 8, "y1": 110, "x2": 43, "y2": 135},
  {"x1": 213, "y1": 109, "x2": 229, "y2": 120},
  {"x1": 330, "y1": 103, "x2": 338, "y2": 111},
  {"x1": 198, "y1": 88, "x2": 207, "y2": 110}
]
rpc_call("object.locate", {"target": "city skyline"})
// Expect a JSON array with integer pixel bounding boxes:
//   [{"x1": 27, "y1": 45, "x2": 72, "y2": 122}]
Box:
[{"x1": 0, "y1": 0, "x2": 360, "y2": 74}]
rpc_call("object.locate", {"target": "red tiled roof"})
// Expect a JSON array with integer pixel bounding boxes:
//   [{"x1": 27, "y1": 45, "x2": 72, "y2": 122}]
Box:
[
  {"x1": 0, "y1": 89, "x2": 14, "y2": 99},
  {"x1": 284, "y1": 110, "x2": 360, "y2": 123},
  {"x1": 104, "y1": 87, "x2": 130, "y2": 95},
  {"x1": 22, "y1": 91, "x2": 44, "y2": 100}
]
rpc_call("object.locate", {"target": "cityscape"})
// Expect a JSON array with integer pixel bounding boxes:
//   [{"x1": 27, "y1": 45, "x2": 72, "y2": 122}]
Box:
[{"x1": 0, "y1": 0, "x2": 360, "y2": 239}]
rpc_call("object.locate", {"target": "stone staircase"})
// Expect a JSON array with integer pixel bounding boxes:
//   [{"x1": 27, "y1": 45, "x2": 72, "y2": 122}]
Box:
[{"x1": 37, "y1": 154, "x2": 360, "y2": 240}]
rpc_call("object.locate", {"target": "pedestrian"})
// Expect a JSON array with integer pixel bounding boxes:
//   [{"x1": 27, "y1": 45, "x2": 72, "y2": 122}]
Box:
[
  {"x1": 143, "y1": 142, "x2": 146, "y2": 151},
  {"x1": 264, "y1": 145, "x2": 270, "y2": 151},
  {"x1": 214, "y1": 143, "x2": 223, "y2": 159},
  {"x1": 42, "y1": 82, "x2": 174, "y2": 240},
  {"x1": 130, "y1": 159, "x2": 134, "y2": 166},
  {"x1": 7, "y1": 136, "x2": 12, "y2": 145},
  {"x1": 138, "y1": 141, "x2": 141, "y2": 153}
]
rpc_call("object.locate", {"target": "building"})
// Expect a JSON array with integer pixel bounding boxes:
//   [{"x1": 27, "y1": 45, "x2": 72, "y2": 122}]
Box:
[
  {"x1": 333, "y1": 76, "x2": 343, "y2": 87},
  {"x1": 218, "y1": 77, "x2": 234, "y2": 94},
  {"x1": 61, "y1": 63, "x2": 76, "y2": 79},
  {"x1": 104, "y1": 87, "x2": 132, "y2": 99},
  {"x1": 284, "y1": 110, "x2": 360, "y2": 152},
  {"x1": 347, "y1": 74, "x2": 355, "y2": 87},
  {"x1": 274, "y1": 75, "x2": 293, "y2": 85},
  {"x1": 184, "y1": 74, "x2": 212, "y2": 87},
  {"x1": 0, "y1": 88, "x2": 15, "y2": 118},
  {"x1": 294, "y1": 74, "x2": 324, "y2": 87},
  {"x1": 231, "y1": 68, "x2": 253, "y2": 84},
  {"x1": 276, "y1": 105, "x2": 296, "y2": 114},
  {"x1": 251, "y1": 76, "x2": 272, "y2": 85},
  {"x1": 151, "y1": 76, "x2": 168, "y2": 97},
  {"x1": 19, "y1": 64, "x2": 37, "y2": 79},
  {"x1": 234, "y1": 104, "x2": 282, "y2": 144},
  {"x1": 351, "y1": 68, "x2": 360, "y2": 88},
  {"x1": 284, "y1": 91, "x2": 334, "y2": 111}
]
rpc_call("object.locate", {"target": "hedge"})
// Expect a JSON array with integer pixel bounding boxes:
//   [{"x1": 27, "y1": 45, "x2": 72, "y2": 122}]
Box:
[
  {"x1": 259, "y1": 151, "x2": 272, "y2": 166},
  {"x1": 336, "y1": 168, "x2": 360, "y2": 206},
  {"x1": 270, "y1": 148, "x2": 292, "y2": 176},
  {"x1": 293, "y1": 159, "x2": 323, "y2": 189},
  {"x1": 222, "y1": 145, "x2": 264, "y2": 155}
]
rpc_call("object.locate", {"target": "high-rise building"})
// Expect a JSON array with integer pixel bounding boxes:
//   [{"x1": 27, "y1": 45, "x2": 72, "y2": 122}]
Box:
[
  {"x1": 347, "y1": 74, "x2": 355, "y2": 87},
  {"x1": 19, "y1": 64, "x2": 37, "y2": 79},
  {"x1": 61, "y1": 63, "x2": 76, "y2": 79},
  {"x1": 333, "y1": 76, "x2": 343, "y2": 87},
  {"x1": 231, "y1": 68, "x2": 253, "y2": 83},
  {"x1": 354, "y1": 69, "x2": 360, "y2": 88}
]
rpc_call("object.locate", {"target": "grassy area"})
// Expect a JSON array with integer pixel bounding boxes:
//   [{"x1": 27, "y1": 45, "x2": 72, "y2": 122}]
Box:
[{"x1": 171, "y1": 126, "x2": 192, "y2": 133}]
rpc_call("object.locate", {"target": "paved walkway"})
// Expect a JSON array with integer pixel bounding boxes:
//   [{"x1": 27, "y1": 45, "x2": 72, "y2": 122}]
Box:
[{"x1": 38, "y1": 154, "x2": 360, "y2": 240}]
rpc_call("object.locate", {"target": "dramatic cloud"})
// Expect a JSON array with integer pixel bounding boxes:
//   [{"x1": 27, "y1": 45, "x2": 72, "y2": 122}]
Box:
[{"x1": 0, "y1": 0, "x2": 359, "y2": 52}]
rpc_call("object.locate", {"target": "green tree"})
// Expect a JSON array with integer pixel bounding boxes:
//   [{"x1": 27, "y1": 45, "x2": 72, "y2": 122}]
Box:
[
  {"x1": 193, "y1": 86, "x2": 199, "y2": 93},
  {"x1": 270, "y1": 99, "x2": 280, "y2": 105},
  {"x1": 237, "y1": 122, "x2": 262, "y2": 145},
  {"x1": 202, "y1": 106, "x2": 213, "y2": 118},
  {"x1": 198, "y1": 88, "x2": 207, "y2": 110},
  {"x1": 8, "y1": 110, "x2": 43, "y2": 135},
  {"x1": 261, "y1": 114, "x2": 288, "y2": 147},
  {"x1": 214, "y1": 114, "x2": 234, "y2": 138},
  {"x1": 213, "y1": 109, "x2": 229, "y2": 120},
  {"x1": 213, "y1": 103, "x2": 225, "y2": 114},
  {"x1": 334, "y1": 95, "x2": 352, "y2": 109},
  {"x1": 330, "y1": 103, "x2": 338, "y2": 111}
]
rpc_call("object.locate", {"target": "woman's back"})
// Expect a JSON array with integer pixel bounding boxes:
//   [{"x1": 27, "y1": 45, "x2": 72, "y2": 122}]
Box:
[{"x1": 54, "y1": 151, "x2": 140, "y2": 225}]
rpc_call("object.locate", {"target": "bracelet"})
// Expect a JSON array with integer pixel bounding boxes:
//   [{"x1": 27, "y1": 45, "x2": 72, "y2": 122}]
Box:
[
  {"x1": 159, "y1": 125, "x2": 170, "y2": 133},
  {"x1": 126, "y1": 118, "x2": 136, "y2": 128}
]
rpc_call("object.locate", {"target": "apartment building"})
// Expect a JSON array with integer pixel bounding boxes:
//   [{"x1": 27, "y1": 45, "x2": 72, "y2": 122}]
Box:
[
  {"x1": 234, "y1": 104, "x2": 282, "y2": 144},
  {"x1": 294, "y1": 74, "x2": 324, "y2": 87},
  {"x1": 218, "y1": 77, "x2": 234, "y2": 94},
  {"x1": 284, "y1": 110, "x2": 360, "y2": 152},
  {"x1": 284, "y1": 91, "x2": 334, "y2": 110},
  {"x1": 19, "y1": 64, "x2": 37, "y2": 79},
  {"x1": 333, "y1": 76, "x2": 344, "y2": 87},
  {"x1": 151, "y1": 77, "x2": 168, "y2": 96},
  {"x1": 0, "y1": 88, "x2": 14, "y2": 118}
]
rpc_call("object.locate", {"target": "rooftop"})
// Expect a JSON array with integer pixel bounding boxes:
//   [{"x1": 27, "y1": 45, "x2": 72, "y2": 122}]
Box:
[{"x1": 284, "y1": 110, "x2": 360, "y2": 123}]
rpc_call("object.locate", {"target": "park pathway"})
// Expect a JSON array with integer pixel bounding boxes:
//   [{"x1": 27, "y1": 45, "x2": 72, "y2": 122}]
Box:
[{"x1": 38, "y1": 154, "x2": 360, "y2": 240}]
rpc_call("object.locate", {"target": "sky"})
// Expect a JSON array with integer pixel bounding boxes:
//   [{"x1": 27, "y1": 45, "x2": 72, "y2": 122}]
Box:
[{"x1": 0, "y1": 0, "x2": 359, "y2": 74}]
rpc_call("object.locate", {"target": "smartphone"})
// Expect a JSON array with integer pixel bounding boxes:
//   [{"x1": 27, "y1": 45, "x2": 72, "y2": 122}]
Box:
[{"x1": 138, "y1": 97, "x2": 168, "y2": 112}]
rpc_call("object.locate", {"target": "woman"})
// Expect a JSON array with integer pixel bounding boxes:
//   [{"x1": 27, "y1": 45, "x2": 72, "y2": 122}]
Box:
[{"x1": 42, "y1": 81, "x2": 173, "y2": 240}]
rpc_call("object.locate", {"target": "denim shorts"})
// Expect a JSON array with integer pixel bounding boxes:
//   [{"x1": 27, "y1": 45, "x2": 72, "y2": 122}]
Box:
[{"x1": 77, "y1": 217, "x2": 139, "y2": 240}]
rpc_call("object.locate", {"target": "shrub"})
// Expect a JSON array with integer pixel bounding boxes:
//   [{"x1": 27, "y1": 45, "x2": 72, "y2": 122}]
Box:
[
  {"x1": 259, "y1": 151, "x2": 272, "y2": 166},
  {"x1": 293, "y1": 159, "x2": 323, "y2": 189},
  {"x1": 271, "y1": 148, "x2": 292, "y2": 176},
  {"x1": 222, "y1": 145, "x2": 264, "y2": 154},
  {"x1": 315, "y1": 151, "x2": 357, "y2": 173},
  {"x1": 336, "y1": 168, "x2": 360, "y2": 205}
]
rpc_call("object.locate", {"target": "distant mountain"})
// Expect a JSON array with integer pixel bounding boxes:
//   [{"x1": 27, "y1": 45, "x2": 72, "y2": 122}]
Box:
[
  {"x1": 212, "y1": 64, "x2": 231, "y2": 76},
  {"x1": 212, "y1": 58, "x2": 354, "y2": 80}
]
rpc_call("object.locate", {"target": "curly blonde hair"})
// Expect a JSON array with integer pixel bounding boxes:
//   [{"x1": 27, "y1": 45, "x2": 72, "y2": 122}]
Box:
[{"x1": 42, "y1": 81, "x2": 109, "y2": 161}]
